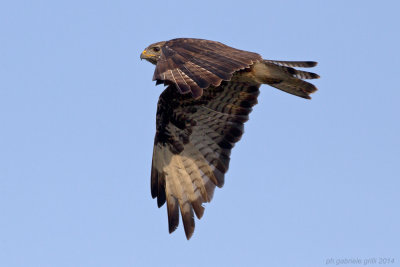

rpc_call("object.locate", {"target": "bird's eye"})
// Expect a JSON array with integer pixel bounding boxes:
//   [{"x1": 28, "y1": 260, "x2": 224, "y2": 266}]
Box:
[{"x1": 153, "y1": 47, "x2": 160, "y2": 52}]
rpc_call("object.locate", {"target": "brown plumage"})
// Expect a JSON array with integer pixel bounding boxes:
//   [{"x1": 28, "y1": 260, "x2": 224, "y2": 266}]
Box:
[{"x1": 141, "y1": 38, "x2": 319, "y2": 239}]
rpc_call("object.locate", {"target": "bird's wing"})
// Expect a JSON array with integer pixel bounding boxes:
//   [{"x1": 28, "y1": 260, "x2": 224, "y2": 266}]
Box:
[
  {"x1": 153, "y1": 38, "x2": 262, "y2": 98},
  {"x1": 151, "y1": 80, "x2": 260, "y2": 239}
]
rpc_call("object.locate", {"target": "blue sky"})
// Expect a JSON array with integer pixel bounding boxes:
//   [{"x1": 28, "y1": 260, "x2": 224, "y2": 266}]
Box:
[{"x1": 1, "y1": 1, "x2": 399, "y2": 266}]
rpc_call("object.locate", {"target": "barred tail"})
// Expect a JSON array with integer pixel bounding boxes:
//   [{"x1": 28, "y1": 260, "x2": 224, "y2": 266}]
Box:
[
  {"x1": 267, "y1": 78, "x2": 318, "y2": 99},
  {"x1": 263, "y1": 60, "x2": 318, "y2": 68},
  {"x1": 252, "y1": 60, "x2": 320, "y2": 99}
]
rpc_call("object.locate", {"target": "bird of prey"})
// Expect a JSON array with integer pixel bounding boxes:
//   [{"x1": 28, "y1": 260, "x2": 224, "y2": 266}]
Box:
[{"x1": 140, "y1": 38, "x2": 319, "y2": 239}]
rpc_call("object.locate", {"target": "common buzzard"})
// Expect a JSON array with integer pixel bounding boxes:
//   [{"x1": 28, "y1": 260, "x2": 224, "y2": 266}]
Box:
[{"x1": 140, "y1": 38, "x2": 319, "y2": 239}]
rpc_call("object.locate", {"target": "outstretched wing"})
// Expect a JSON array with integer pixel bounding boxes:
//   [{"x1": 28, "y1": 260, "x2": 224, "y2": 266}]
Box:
[
  {"x1": 151, "y1": 80, "x2": 260, "y2": 239},
  {"x1": 153, "y1": 38, "x2": 262, "y2": 98}
]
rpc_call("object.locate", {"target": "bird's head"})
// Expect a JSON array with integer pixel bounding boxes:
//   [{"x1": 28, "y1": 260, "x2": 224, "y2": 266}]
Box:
[{"x1": 140, "y1": 41, "x2": 165, "y2": 64}]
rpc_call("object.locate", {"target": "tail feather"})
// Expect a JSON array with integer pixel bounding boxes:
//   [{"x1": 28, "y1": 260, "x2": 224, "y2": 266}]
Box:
[
  {"x1": 264, "y1": 62, "x2": 319, "y2": 80},
  {"x1": 251, "y1": 60, "x2": 319, "y2": 99},
  {"x1": 290, "y1": 69, "x2": 319, "y2": 80},
  {"x1": 264, "y1": 60, "x2": 317, "y2": 68},
  {"x1": 268, "y1": 78, "x2": 317, "y2": 99}
]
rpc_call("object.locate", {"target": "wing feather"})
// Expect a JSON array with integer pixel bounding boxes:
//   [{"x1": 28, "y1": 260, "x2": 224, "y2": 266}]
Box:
[
  {"x1": 151, "y1": 81, "x2": 260, "y2": 239},
  {"x1": 153, "y1": 38, "x2": 262, "y2": 98},
  {"x1": 174, "y1": 49, "x2": 232, "y2": 79}
]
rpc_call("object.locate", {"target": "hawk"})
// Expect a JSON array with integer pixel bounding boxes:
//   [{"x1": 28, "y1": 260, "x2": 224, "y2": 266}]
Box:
[{"x1": 140, "y1": 38, "x2": 319, "y2": 239}]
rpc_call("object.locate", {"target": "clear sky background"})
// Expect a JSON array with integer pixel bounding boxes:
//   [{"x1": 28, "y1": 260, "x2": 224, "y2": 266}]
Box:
[{"x1": 1, "y1": 1, "x2": 399, "y2": 267}]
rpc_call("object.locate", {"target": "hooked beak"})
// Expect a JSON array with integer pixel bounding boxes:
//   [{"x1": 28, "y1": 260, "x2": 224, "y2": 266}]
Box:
[
  {"x1": 140, "y1": 50, "x2": 147, "y2": 60},
  {"x1": 140, "y1": 49, "x2": 157, "y2": 64}
]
